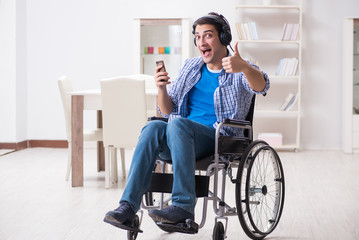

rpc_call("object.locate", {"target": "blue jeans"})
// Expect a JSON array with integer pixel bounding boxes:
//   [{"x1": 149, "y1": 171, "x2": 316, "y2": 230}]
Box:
[{"x1": 120, "y1": 117, "x2": 216, "y2": 215}]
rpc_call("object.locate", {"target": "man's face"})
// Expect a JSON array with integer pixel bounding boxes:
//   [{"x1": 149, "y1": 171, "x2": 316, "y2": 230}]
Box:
[{"x1": 194, "y1": 24, "x2": 227, "y2": 69}]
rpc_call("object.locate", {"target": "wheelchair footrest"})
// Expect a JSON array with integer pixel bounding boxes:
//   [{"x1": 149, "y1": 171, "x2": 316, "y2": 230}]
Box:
[{"x1": 156, "y1": 219, "x2": 198, "y2": 234}]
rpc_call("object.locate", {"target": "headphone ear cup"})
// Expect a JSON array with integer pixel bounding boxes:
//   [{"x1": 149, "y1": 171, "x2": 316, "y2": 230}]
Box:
[
  {"x1": 220, "y1": 26, "x2": 232, "y2": 46},
  {"x1": 219, "y1": 32, "x2": 226, "y2": 46},
  {"x1": 194, "y1": 37, "x2": 197, "y2": 46}
]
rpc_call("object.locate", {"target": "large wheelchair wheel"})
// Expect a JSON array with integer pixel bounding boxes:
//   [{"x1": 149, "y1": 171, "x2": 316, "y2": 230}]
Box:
[{"x1": 235, "y1": 140, "x2": 285, "y2": 240}]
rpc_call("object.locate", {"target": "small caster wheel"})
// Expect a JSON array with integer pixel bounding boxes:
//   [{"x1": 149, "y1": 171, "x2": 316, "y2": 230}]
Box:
[
  {"x1": 127, "y1": 215, "x2": 140, "y2": 240},
  {"x1": 213, "y1": 221, "x2": 225, "y2": 240}
]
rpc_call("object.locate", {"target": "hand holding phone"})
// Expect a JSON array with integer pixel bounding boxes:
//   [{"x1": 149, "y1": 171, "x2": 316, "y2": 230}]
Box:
[
  {"x1": 156, "y1": 60, "x2": 166, "y2": 72},
  {"x1": 156, "y1": 60, "x2": 168, "y2": 82}
]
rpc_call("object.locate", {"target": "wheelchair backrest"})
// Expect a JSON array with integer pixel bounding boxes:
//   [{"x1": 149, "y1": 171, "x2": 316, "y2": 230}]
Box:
[{"x1": 244, "y1": 95, "x2": 256, "y2": 138}]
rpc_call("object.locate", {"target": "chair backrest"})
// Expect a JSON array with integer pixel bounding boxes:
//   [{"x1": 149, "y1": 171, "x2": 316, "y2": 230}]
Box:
[
  {"x1": 127, "y1": 74, "x2": 156, "y2": 91},
  {"x1": 57, "y1": 76, "x2": 73, "y2": 140},
  {"x1": 100, "y1": 77, "x2": 148, "y2": 149},
  {"x1": 127, "y1": 74, "x2": 157, "y2": 118}
]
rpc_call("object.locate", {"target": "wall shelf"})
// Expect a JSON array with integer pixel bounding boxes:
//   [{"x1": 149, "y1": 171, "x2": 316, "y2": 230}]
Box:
[
  {"x1": 238, "y1": 40, "x2": 300, "y2": 44},
  {"x1": 254, "y1": 110, "x2": 298, "y2": 118},
  {"x1": 235, "y1": 5, "x2": 300, "y2": 10}
]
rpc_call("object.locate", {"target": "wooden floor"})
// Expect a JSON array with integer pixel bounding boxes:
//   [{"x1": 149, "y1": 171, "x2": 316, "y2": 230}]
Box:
[{"x1": 0, "y1": 148, "x2": 359, "y2": 240}]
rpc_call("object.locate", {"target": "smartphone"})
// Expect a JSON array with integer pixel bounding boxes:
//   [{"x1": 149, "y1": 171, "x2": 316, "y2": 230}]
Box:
[
  {"x1": 156, "y1": 60, "x2": 167, "y2": 82},
  {"x1": 156, "y1": 60, "x2": 166, "y2": 72}
]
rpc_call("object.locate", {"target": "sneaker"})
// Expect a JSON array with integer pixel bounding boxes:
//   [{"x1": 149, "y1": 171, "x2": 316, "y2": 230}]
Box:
[
  {"x1": 104, "y1": 202, "x2": 136, "y2": 228},
  {"x1": 148, "y1": 206, "x2": 194, "y2": 224}
]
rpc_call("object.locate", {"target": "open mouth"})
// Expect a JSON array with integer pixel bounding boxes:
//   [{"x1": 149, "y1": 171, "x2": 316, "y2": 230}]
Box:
[{"x1": 202, "y1": 49, "x2": 211, "y2": 57}]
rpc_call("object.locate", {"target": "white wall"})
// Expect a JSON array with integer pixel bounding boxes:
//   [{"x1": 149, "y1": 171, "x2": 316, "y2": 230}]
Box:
[
  {"x1": 25, "y1": 0, "x2": 232, "y2": 140},
  {"x1": 2, "y1": 0, "x2": 359, "y2": 149},
  {"x1": 0, "y1": 0, "x2": 27, "y2": 143},
  {"x1": 0, "y1": 0, "x2": 16, "y2": 142},
  {"x1": 300, "y1": 0, "x2": 359, "y2": 149}
]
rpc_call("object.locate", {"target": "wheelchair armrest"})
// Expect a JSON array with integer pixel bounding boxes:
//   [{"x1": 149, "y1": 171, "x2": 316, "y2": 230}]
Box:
[
  {"x1": 222, "y1": 118, "x2": 251, "y2": 127},
  {"x1": 217, "y1": 118, "x2": 253, "y2": 143},
  {"x1": 148, "y1": 116, "x2": 168, "y2": 122},
  {"x1": 222, "y1": 118, "x2": 252, "y2": 130}
]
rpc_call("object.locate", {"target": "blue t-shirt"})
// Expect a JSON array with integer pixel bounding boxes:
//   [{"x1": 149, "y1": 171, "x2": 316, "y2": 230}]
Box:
[{"x1": 187, "y1": 64, "x2": 220, "y2": 128}]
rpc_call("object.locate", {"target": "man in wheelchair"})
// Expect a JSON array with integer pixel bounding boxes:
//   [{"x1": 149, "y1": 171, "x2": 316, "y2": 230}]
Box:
[{"x1": 104, "y1": 12, "x2": 270, "y2": 236}]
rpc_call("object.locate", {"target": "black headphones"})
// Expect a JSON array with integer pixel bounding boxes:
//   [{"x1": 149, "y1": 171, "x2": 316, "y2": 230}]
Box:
[{"x1": 192, "y1": 12, "x2": 232, "y2": 47}]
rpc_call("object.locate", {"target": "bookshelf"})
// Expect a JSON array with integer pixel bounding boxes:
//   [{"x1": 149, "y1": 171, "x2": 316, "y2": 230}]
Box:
[
  {"x1": 234, "y1": 0, "x2": 302, "y2": 151},
  {"x1": 342, "y1": 17, "x2": 359, "y2": 153}
]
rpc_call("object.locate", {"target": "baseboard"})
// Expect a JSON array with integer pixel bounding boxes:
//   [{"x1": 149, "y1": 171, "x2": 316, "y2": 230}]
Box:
[
  {"x1": 0, "y1": 141, "x2": 28, "y2": 150},
  {"x1": 0, "y1": 140, "x2": 68, "y2": 150}
]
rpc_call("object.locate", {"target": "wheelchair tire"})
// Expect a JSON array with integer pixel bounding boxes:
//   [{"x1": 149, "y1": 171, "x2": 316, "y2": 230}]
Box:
[
  {"x1": 235, "y1": 140, "x2": 285, "y2": 240},
  {"x1": 127, "y1": 215, "x2": 140, "y2": 240},
  {"x1": 212, "y1": 221, "x2": 225, "y2": 240}
]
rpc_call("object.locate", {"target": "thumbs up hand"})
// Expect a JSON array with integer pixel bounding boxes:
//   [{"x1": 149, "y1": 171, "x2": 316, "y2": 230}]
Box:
[{"x1": 222, "y1": 42, "x2": 249, "y2": 73}]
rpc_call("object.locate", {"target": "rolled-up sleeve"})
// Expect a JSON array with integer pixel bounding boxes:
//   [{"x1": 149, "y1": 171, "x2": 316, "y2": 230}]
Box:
[{"x1": 242, "y1": 61, "x2": 270, "y2": 95}]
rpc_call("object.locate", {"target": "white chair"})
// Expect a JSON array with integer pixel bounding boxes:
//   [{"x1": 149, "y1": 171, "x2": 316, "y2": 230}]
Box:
[
  {"x1": 127, "y1": 74, "x2": 158, "y2": 117},
  {"x1": 57, "y1": 76, "x2": 103, "y2": 181},
  {"x1": 100, "y1": 76, "x2": 148, "y2": 188}
]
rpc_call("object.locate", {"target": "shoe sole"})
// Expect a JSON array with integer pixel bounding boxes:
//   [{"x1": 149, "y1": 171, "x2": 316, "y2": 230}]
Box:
[
  {"x1": 103, "y1": 215, "x2": 143, "y2": 233},
  {"x1": 148, "y1": 212, "x2": 178, "y2": 224},
  {"x1": 148, "y1": 212, "x2": 185, "y2": 224},
  {"x1": 156, "y1": 221, "x2": 199, "y2": 234}
]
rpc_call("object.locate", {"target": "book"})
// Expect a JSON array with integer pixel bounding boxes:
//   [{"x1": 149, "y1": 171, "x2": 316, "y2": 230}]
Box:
[
  {"x1": 275, "y1": 58, "x2": 283, "y2": 75},
  {"x1": 283, "y1": 23, "x2": 293, "y2": 41},
  {"x1": 281, "y1": 23, "x2": 299, "y2": 41},
  {"x1": 235, "y1": 23, "x2": 243, "y2": 40},
  {"x1": 236, "y1": 22, "x2": 258, "y2": 40},
  {"x1": 275, "y1": 58, "x2": 298, "y2": 76},
  {"x1": 280, "y1": 58, "x2": 289, "y2": 76},
  {"x1": 280, "y1": 93, "x2": 294, "y2": 111},
  {"x1": 284, "y1": 93, "x2": 298, "y2": 111},
  {"x1": 290, "y1": 24, "x2": 299, "y2": 40},
  {"x1": 281, "y1": 23, "x2": 287, "y2": 41},
  {"x1": 241, "y1": 23, "x2": 248, "y2": 40},
  {"x1": 244, "y1": 23, "x2": 251, "y2": 40},
  {"x1": 280, "y1": 93, "x2": 298, "y2": 111},
  {"x1": 248, "y1": 23, "x2": 255, "y2": 40},
  {"x1": 249, "y1": 22, "x2": 259, "y2": 40},
  {"x1": 285, "y1": 58, "x2": 295, "y2": 76},
  {"x1": 288, "y1": 58, "x2": 299, "y2": 76}
]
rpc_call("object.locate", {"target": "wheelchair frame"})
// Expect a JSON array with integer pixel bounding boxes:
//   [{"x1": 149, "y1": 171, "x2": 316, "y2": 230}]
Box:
[{"x1": 126, "y1": 96, "x2": 285, "y2": 240}]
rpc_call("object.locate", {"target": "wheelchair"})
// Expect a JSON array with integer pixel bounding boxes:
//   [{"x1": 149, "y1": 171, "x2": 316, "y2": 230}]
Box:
[{"x1": 125, "y1": 96, "x2": 285, "y2": 240}]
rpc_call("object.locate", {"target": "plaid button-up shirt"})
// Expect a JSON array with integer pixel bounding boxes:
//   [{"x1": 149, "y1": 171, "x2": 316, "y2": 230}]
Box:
[{"x1": 159, "y1": 56, "x2": 270, "y2": 137}]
